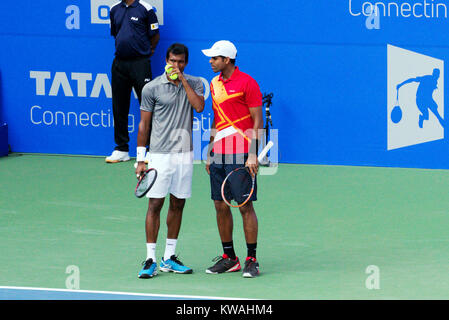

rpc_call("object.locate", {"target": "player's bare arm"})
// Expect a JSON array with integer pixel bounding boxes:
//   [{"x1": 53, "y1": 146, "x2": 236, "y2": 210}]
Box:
[
  {"x1": 150, "y1": 33, "x2": 160, "y2": 57},
  {"x1": 170, "y1": 67, "x2": 205, "y2": 113},
  {"x1": 136, "y1": 110, "x2": 152, "y2": 177},
  {"x1": 246, "y1": 106, "x2": 263, "y2": 176},
  {"x1": 206, "y1": 118, "x2": 216, "y2": 175}
]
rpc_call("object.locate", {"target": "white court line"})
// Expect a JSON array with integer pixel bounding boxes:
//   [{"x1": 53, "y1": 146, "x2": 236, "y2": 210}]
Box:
[{"x1": 0, "y1": 286, "x2": 250, "y2": 300}]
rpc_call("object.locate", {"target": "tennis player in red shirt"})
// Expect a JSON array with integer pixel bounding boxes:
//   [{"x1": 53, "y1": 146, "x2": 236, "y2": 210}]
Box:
[{"x1": 202, "y1": 40, "x2": 263, "y2": 278}]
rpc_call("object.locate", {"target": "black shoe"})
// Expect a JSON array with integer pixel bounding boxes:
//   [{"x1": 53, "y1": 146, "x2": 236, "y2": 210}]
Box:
[
  {"x1": 206, "y1": 254, "x2": 241, "y2": 274},
  {"x1": 242, "y1": 257, "x2": 259, "y2": 278}
]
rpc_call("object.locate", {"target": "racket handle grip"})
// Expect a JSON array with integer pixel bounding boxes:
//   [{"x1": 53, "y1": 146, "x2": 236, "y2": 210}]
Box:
[{"x1": 258, "y1": 141, "x2": 274, "y2": 162}]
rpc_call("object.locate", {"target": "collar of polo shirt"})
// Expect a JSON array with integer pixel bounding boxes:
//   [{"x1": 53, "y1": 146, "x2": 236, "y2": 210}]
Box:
[
  {"x1": 122, "y1": 0, "x2": 139, "y2": 7},
  {"x1": 219, "y1": 66, "x2": 240, "y2": 83}
]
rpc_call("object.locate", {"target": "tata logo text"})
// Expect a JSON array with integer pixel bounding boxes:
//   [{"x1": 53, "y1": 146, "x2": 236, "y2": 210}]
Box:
[
  {"x1": 29, "y1": 71, "x2": 211, "y2": 101},
  {"x1": 28, "y1": 70, "x2": 211, "y2": 136}
]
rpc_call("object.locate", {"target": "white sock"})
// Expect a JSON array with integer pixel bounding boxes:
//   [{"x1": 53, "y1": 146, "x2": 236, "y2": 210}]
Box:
[
  {"x1": 146, "y1": 243, "x2": 156, "y2": 262},
  {"x1": 164, "y1": 238, "x2": 178, "y2": 261}
]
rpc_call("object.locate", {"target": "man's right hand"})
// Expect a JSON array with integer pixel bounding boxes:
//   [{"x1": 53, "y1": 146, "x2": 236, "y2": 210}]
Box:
[
  {"x1": 205, "y1": 158, "x2": 211, "y2": 175},
  {"x1": 135, "y1": 162, "x2": 147, "y2": 179}
]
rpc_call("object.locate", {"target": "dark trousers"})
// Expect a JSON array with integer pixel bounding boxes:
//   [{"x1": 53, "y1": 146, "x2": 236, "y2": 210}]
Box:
[{"x1": 111, "y1": 56, "x2": 152, "y2": 152}]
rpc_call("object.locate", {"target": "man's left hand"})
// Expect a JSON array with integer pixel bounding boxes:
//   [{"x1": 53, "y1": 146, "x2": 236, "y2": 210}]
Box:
[{"x1": 245, "y1": 153, "x2": 259, "y2": 177}]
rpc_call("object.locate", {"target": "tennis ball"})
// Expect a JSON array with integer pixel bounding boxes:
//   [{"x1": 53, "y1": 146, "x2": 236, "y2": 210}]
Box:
[{"x1": 165, "y1": 64, "x2": 178, "y2": 80}]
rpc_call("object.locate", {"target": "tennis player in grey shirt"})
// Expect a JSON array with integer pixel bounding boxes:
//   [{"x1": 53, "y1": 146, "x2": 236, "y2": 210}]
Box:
[{"x1": 135, "y1": 43, "x2": 205, "y2": 278}]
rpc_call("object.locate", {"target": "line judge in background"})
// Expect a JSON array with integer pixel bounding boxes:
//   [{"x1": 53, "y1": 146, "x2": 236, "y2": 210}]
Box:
[{"x1": 106, "y1": 0, "x2": 160, "y2": 163}]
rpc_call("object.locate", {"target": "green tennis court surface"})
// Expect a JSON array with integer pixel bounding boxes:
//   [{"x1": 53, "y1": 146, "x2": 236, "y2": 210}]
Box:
[{"x1": 0, "y1": 154, "x2": 448, "y2": 299}]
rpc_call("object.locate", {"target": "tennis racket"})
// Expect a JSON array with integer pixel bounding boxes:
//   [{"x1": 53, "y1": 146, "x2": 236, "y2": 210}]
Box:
[
  {"x1": 135, "y1": 168, "x2": 158, "y2": 198},
  {"x1": 221, "y1": 141, "x2": 274, "y2": 208}
]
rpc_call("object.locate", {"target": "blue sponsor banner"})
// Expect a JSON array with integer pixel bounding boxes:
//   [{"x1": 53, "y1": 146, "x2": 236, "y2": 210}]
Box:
[{"x1": 1, "y1": 1, "x2": 449, "y2": 168}]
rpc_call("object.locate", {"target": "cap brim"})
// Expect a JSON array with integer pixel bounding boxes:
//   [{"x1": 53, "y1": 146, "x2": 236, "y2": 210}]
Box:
[{"x1": 201, "y1": 49, "x2": 217, "y2": 57}]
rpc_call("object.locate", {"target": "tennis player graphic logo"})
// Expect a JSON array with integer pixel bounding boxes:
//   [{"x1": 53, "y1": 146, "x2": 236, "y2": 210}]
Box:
[
  {"x1": 387, "y1": 45, "x2": 444, "y2": 150},
  {"x1": 395, "y1": 68, "x2": 444, "y2": 128}
]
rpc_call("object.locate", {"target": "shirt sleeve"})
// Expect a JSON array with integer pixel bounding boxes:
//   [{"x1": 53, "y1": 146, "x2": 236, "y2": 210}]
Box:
[
  {"x1": 140, "y1": 85, "x2": 156, "y2": 112},
  {"x1": 192, "y1": 78, "x2": 205, "y2": 97},
  {"x1": 147, "y1": 8, "x2": 159, "y2": 37},
  {"x1": 110, "y1": 8, "x2": 116, "y2": 37},
  {"x1": 244, "y1": 77, "x2": 263, "y2": 108}
]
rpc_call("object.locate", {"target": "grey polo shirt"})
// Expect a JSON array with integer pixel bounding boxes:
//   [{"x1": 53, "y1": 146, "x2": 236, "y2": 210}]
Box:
[{"x1": 140, "y1": 73, "x2": 204, "y2": 153}]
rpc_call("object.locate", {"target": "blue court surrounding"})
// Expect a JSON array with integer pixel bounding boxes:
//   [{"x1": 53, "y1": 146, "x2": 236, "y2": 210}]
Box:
[{"x1": 0, "y1": 286, "x2": 224, "y2": 300}]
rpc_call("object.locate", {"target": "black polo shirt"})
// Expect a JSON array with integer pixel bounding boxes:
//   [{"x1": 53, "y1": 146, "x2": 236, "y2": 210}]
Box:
[{"x1": 110, "y1": 0, "x2": 159, "y2": 60}]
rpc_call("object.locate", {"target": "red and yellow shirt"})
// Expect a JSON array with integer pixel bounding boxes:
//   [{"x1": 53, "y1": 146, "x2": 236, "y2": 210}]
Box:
[{"x1": 211, "y1": 67, "x2": 262, "y2": 154}]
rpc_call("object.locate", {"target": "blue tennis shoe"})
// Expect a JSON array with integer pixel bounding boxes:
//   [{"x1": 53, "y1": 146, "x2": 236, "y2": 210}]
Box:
[
  {"x1": 159, "y1": 255, "x2": 193, "y2": 274},
  {"x1": 138, "y1": 258, "x2": 157, "y2": 279}
]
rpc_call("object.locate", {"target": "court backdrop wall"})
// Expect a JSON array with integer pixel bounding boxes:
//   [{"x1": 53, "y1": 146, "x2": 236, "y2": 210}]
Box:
[{"x1": 1, "y1": 0, "x2": 449, "y2": 169}]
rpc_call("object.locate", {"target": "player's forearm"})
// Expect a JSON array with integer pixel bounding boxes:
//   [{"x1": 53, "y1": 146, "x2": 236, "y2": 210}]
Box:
[
  {"x1": 188, "y1": 93, "x2": 205, "y2": 113},
  {"x1": 137, "y1": 110, "x2": 152, "y2": 147},
  {"x1": 398, "y1": 78, "x2": 416, "y2": 88},
  {"x1": 137, "y1": 121, "x2": 150, "y2": 147},
  {"x1": 249, "y1": 106, "x2": 263, "y2": 155},
  {"x1": 182, "y1": 78, "x2": 205, "y2": 113},
  {"x1": 249, "y1": 106, "x2": 263, "y2": 140},
  {"x1": 207, "y1": 120, "x2": 216, "y2": 158},
  {"x1": 253, "y1": 119, "x2": 263, "y2": 140},
  {"x1": 150, "y1": 34, "x2": 160, "y2": 51}
]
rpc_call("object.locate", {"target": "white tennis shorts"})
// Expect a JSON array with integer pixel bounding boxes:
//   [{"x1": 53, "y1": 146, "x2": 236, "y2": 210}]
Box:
[{"x1": 146, "y1": 151, "x2": 194, "y2": 199}]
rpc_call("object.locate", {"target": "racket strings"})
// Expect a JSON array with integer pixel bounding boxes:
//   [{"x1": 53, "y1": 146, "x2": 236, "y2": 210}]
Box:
[
  {"x1": 234, "y1": 170, "x2": 253, "y2": 198},
  {"x1": 135, "y1": 169, "x2": 157, "y2": 198},
  {"x1": 222, "y1": 167, "x2": 255, "y2": 207},
  {"x1": 141, "y1": 170, "x2": 156, "y2": 186}
]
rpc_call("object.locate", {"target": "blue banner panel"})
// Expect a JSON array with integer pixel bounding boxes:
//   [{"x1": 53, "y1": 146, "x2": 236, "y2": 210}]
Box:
[{"x1": 1, "y1": 1, "x2": 449, "y2": 168}]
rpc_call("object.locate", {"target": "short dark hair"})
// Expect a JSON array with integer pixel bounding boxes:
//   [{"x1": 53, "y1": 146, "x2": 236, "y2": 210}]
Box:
[
  {"x1": 218, "y1": 56, "x2": 236, "y2": 65},
  {"x1": 166, "y1": 43, "x2": 189, "y2": 63}
]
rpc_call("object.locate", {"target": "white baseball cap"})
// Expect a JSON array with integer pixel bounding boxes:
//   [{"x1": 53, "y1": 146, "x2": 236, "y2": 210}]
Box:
[{"x1": 202, "y1": 40, "x2": 237, "y2": 59}]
